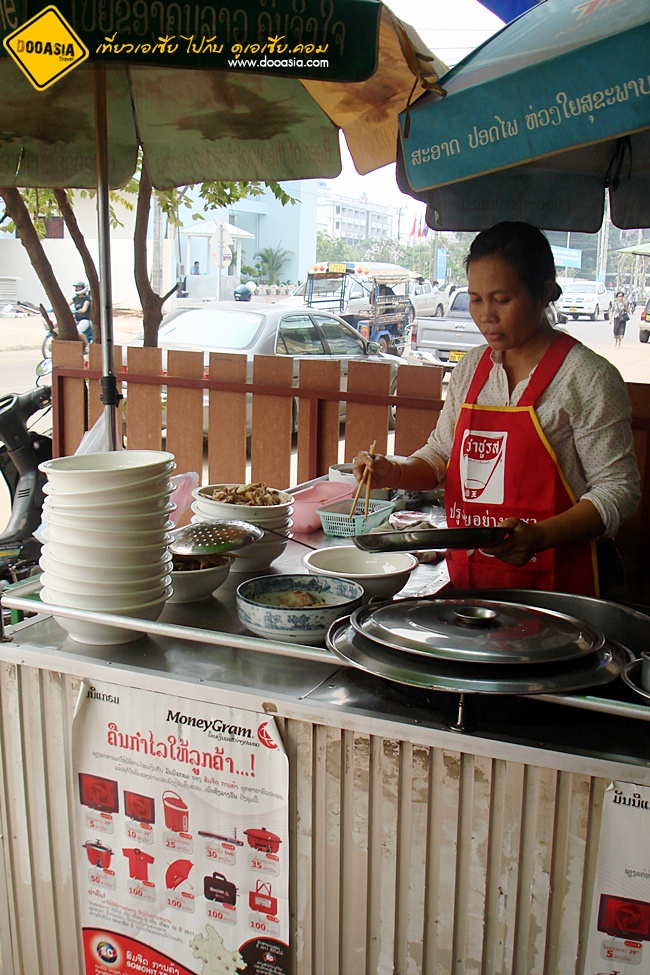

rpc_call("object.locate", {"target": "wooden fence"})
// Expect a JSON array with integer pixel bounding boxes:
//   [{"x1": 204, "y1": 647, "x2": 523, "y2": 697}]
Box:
[{"x1": 50, "y1": 341, "x2": 650, "y2": 605}]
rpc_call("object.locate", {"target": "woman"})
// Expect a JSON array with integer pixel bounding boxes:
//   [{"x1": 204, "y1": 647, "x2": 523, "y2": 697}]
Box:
[
  {"x1": 611, "y1": 291, "x2": 629, "y2": 348},
  {"x1": 353, "y1": 222, "x2": 640, "y2": 598}
]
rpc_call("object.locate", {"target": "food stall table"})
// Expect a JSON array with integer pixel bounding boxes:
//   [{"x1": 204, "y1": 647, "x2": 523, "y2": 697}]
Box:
[{"x1": 1, "y1": 534, "x2": 650, "y2": 975}]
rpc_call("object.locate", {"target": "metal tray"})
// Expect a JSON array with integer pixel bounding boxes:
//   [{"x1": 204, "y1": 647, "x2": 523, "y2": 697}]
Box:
[
  {"x1": 349, "y1": 598, "x2": 605, "y2": 665},
  {"x1": 620, "y1": 658, "x2": 650, "y2": 703},
  {"x1": 327, "y1": 617, "x2": 631, "y2": 696},
  {"x1": 353, "y1": 526, "x2": 510, "y2": 552}
]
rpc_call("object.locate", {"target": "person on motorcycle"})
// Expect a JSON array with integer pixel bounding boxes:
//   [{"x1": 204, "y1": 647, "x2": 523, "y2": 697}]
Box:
[{"x1": 71, "y1": 281, "x2": 93, "y2": 344}]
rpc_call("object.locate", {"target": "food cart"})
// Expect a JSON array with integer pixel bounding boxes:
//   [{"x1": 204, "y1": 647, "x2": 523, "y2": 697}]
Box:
[{"x1": 0, "y1": 347, "x2": 649, "y2": 975}]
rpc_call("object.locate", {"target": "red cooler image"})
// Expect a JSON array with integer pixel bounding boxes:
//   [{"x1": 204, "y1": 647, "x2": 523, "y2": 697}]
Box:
[{"x1": 162, "y1": 790, "x2": 189, "y2": 832}]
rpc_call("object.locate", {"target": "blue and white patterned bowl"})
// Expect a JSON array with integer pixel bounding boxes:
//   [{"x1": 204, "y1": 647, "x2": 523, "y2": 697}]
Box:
[{"x1": 236, "y1": 574, "x2": 364, "y2": 644}]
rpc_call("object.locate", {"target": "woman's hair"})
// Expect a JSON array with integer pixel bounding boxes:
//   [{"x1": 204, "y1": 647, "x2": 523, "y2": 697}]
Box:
[{"x1": 465, "y1": 221, "x2": 562, "y2": 303}]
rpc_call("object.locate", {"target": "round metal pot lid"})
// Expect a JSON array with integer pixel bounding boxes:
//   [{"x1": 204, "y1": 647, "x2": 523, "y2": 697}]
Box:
[
  {"x1": 327, "y1": 617, "x2": 630, "y2": 695},
  {"x1": 350, "y1": 597, "x2": 605, "y2": 665}
]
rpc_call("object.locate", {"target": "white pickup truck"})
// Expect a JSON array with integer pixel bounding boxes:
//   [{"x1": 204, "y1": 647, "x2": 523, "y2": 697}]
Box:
[{"x1": 408, "y1": 288, "x2": 482, "y2": 370}]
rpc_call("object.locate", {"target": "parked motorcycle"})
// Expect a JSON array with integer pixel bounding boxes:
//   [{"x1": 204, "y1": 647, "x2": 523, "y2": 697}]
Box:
[{"x1": 0, "y1": 360, "x2": 52, "y2": 588}]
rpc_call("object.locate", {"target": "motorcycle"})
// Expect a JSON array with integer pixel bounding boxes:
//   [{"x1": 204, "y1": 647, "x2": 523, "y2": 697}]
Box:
[
  {"x1": 40, "y1": 304, "x2": 91, "y2": 358},
  {"x1": 0, "y1": 360, "x2": 53, "y2": 590}
]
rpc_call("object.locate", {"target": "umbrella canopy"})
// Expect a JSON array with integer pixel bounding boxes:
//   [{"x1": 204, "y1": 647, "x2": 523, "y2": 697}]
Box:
[
  {"x1": 396, "y1": 0, "x2": 650, "y2": 232},
  {"x1": 0, "y1": 1, "x2": 446, "y2": 188},
  {"x1": 0, "y1": 0, "x2": 445, "y2": 446}
]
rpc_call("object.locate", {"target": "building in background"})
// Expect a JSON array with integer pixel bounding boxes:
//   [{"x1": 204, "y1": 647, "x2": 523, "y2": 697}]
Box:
[{"x1": 316, "y1": 185, "x2": 394, "y2": 244}]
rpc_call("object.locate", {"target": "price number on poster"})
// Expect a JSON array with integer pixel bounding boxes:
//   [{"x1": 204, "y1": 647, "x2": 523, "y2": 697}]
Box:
[
  {"x1": 249, "y1": 853, "x2": 280, "y2": 877},
  {"x1": 129, "y1": 881, "x2": 156, "y2": 903},
  {"x1": 85, "y1": 812, "x2": 113, "y2": 834},
  {"x1": 88, "y1": 869, "x2": 116, "y2": 890},
  {"x1": 164, "y1": 832, "x2": 193, "y2": 855},
  {"x1": 206, "y1": 904, "x2": 237, "y2": 925},
  {"x1": 167, "y1": 892, "x2": 195, "y2": 914},
  {"x1": 206, "y1": 842, "x2": 236, "y2": 867},
  {"x1": 248, "y1": 913, "x2": 280, "y2": 939},
  {"x1": 125, "y1": 823, "x2": 154, "y2": 846}
]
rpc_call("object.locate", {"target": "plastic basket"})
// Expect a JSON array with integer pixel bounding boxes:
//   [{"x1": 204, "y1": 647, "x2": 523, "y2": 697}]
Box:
[{"x1": 317, "y1": 498, "x2": 395, "y2": 537}]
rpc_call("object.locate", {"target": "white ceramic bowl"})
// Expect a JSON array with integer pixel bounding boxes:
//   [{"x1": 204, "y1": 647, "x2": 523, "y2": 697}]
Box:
[
  {"x1": 40, "y1": 451, "x2": 175, "y2": 490},
  {"x1": 192, "y1": 485, "x2": 294, "y2": 523},
  {"x1": 302, "y1": 547, "x2": 419, "y2": 601},
  {"x1": 168, "y1": 557, "x2": 233, "y2": 603},
  {"x1": 43, "y1": 475, "x2": 175, "y2": 504},
  {"x1": 43, "y1": 503, "x2": 175, "y2": 532},
  {"x1": 39, "y1": 567, "x2": 172, "y2": 597},
  {"x1": 191, "y1": 502, "x2": 294, "y2": 531},
  {"x1": 40, "y1": 550, "x2": 172, "y2": 583},
  {"x1": 42, "y1": 539, "x2": 171, "y2": 568},
  {"x1": 46, "y1": 594, "x2": 169, "y2": 645},
  {"x1": 41, "y1": 582, "x2": 172, "y2": 612},
  {"x1": 229, "y1": 536, "x2": 290, "y2": 573},
  {"x1": 236, "y1": 574, "x2": 364, "y2": 643},
  {"x1": 42, "y1": 521, "x2": 173, "y2": 548}
]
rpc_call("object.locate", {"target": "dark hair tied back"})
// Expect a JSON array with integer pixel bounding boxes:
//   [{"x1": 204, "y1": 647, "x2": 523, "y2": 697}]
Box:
[{"x1": 465, "y1": 221, "x2": 561, "y2": 304}]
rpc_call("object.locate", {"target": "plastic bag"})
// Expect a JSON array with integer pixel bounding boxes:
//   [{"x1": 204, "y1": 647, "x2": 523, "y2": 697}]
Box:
[
  {"x1": 75, "y1": 411, "x2": 123, "y2": 455},
  {"x1": 169, "y1": 472, "x2": 200, "y2": 525}
]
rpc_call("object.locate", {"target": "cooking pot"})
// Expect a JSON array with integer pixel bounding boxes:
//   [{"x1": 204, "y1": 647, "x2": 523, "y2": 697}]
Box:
[
  {"x1": 83, "y1": 839, "x2": 113, "y2": 869},
  {"x1": 244, "y1": 827, "x2": 282, "y2": 854}
]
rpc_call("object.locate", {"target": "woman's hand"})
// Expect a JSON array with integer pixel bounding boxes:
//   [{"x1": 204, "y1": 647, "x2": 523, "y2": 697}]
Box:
[
  {"x1": 480, "y1": 517, "x2": 544, "y2": 565},
  {"x1": 352, "y1": 451, "x2": 401, "y2": 489}
]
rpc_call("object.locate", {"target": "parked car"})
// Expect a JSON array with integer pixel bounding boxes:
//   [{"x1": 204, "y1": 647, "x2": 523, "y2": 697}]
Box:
[
  {"x1": 157, "y1": 302, "x2": 407, "y2": 431},
  {"x1": 556, "y1": 280, "x2": 614, "y2": 321},
  {"x1": 407, "y1": 288, "x2": 566, "y2": 371},
  {"x1": 640, "y1": 296, "x2": 650, "y2": 343}
]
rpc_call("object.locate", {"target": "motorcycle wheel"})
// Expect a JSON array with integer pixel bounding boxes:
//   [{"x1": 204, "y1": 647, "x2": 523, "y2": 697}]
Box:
[{"x1": 41, "y1": 334, "x2": 53, "y2": 358}]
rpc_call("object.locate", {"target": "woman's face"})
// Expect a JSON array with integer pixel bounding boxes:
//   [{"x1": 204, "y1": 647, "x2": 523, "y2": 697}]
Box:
[{"x1": 467, "y1": 255, "x2": 552, "y2": 353}]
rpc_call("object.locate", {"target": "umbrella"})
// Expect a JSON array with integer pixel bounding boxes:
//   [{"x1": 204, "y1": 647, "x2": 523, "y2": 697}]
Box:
[
  {"x1": 395, "y1": 0, "x2": 650, "y2": 232},
  {"x1": 0, "y1": 0, "x2": 445, "y2": 444}
]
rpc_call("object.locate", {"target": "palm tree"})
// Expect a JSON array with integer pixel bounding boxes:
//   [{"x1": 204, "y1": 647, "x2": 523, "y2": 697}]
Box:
[{"x1": 254, "y1": 244, "x2": 292, "y2": 284}]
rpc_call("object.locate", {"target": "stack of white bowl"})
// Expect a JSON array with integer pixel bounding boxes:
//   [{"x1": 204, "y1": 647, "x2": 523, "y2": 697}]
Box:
[
  {"x1": 191, "y1": 484, "x2": 294, "y2": 572},
  {"x1": 38, "y1": 450, "x2": 176, "y2": 645}
]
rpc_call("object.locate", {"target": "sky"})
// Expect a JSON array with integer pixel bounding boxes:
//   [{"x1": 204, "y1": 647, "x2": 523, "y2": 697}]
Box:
[{"x1": 324, "y1": 0, "x2": 504, "y2": 217}]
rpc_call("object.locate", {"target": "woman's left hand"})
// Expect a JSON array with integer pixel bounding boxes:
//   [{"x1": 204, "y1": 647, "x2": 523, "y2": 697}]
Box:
[{"x1": 480, "y1": 517, "x2": 543, "y2": 565}]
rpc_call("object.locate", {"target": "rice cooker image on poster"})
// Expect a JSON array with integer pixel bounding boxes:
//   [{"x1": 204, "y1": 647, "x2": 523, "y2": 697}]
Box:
[
  {"x1": 204, "y1": 872, "x2": 238, "y2": 907},
  {"x1": 162, "y1": 790, "x2": 189, "y2": 833}
]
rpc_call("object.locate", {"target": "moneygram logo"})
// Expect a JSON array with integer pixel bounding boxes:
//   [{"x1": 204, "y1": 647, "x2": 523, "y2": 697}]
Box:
[{"x1": 3, "y1": 6, "x2": 88, "y2": 90}]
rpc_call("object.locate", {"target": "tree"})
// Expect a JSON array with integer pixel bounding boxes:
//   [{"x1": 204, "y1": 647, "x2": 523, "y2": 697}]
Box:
[
  {"x1": 1, "y1": 165, "x2": 295, "y2": 348},
  {"x1": 254, "y1": 243, "x2": 293, "y2": 283}
]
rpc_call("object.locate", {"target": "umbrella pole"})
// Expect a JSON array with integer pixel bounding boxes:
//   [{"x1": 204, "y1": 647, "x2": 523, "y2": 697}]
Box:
[{"x1": 94, "y1": 64, "x2": 119, "y2": 450}]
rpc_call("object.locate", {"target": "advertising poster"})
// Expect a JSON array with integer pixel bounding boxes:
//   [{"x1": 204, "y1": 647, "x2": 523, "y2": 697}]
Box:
[
  {"x1": 584, "y1": 781, "x2": 650, "y2": 974},
  {"x1": 72, "y1": 680, "x2": 289, "y2": 975}
]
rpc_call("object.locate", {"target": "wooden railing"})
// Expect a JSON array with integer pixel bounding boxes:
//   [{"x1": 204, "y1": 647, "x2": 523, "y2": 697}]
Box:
[{"x1": 50, "y1": 341, "x2": 650, "y2": 605}]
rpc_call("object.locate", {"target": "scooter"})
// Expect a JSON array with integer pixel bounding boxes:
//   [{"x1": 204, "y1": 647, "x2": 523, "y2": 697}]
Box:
[{"x1": 0, "y1": 360, "x2": 53, "y2": 587}]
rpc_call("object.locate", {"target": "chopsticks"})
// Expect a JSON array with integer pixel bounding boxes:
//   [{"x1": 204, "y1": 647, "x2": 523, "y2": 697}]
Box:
[{"x1": 349, "y1": 440, "x2": 377, "y2": 520}]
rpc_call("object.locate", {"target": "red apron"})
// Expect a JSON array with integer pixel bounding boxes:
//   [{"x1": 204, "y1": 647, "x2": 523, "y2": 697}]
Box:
[{"x1": 445, "y1": 333, "x2": 599, "y2": 596}]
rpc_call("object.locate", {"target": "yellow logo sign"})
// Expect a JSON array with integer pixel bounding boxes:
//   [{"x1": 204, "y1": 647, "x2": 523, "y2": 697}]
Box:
[{"x1": 3, "y1": 6, "x2": 88, "y2": 90}]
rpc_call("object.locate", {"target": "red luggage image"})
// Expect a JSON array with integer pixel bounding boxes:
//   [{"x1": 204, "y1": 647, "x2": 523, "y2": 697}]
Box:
[{"x1": 249, "y1": 880, "x2": 278, "y2": 915}]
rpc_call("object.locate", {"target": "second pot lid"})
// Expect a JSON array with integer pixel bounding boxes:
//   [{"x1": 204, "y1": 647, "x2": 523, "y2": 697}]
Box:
[
  {"x1": 328, "y1": 617, "x2": 630, "y2": 695},
  {"x1": 350, "y1": 598, "x2": 605, "y2": 665}
]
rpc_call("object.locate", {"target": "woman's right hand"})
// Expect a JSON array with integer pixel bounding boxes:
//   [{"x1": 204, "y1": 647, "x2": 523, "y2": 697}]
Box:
[{"x1": 352, "y1": 451, "x2": 400, "y2": 489}]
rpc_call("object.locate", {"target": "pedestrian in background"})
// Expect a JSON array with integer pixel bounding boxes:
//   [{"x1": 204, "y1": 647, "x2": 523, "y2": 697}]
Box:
[{"x1": 611, "y1": 291, "x2": 629, "y2": 348}]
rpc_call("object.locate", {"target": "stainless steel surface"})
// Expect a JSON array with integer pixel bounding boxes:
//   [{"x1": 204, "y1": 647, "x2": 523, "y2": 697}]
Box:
[
  {"x1": 327, "y1": 616, "x2": 631, "y2": 695},
  {"x1": 620, "y1": 658, "x2": 650, "y2": 703},
  {"x1": 170, "y1": 520, "x2": 263, "y2": 556},
  {"x1": 353, "y1": 525, "x2": 510, "y2": 552},
  {"x1": 350, "y1": 597, "x2": 605, "y2": 665}
]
